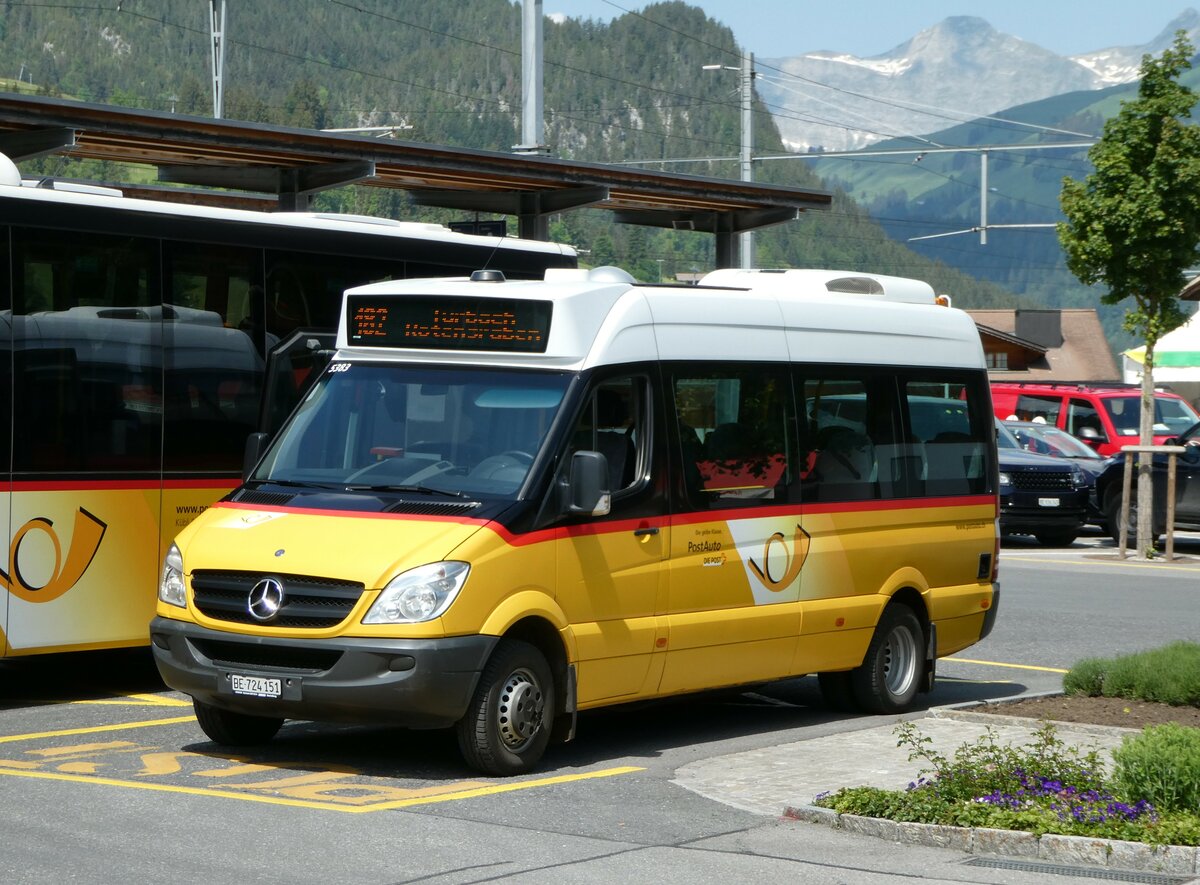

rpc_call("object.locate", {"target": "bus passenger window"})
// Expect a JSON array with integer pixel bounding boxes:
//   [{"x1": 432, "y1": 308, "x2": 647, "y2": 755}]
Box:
[
  {"x1": 905, "y1": 379, "x2": 987, "y2": 497},
  {"x1": 672, "y1": 367, "x2": 792, "y2": 510},
  {"x1": 803, "y1": 378, "x2": 888, "y2": 502}
]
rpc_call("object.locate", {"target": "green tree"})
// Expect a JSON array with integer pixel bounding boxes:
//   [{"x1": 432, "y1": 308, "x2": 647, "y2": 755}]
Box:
[{"x1": 1058, "y1": 32, "x2": 1200, "y2": 557}]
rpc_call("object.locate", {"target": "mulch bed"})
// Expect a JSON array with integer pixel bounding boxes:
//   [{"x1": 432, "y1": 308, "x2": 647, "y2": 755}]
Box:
[{"x1": 972, "y1": 694, "x2": 1200, "y2": 729}]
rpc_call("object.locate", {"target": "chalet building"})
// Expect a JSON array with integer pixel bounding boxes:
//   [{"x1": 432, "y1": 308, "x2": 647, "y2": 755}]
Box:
[{"x1": 965, "y1": 309, "x2": 1119, "y2": 382}]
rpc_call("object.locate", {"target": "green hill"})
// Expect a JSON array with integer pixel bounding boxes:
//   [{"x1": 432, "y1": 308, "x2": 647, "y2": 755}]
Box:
[
  {"x1": 4, "y1": 0, "x2": 1023, "y2": 309},
  {"x1": 807, "y1": 69, "x2": 1200, "y2": 349}
]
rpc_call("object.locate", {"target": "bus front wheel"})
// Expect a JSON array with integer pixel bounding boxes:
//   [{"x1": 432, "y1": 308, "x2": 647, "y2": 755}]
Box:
[
  {"x1": 456, "y1": 639, "x2": 554, "y2": 777},
  {"x1": 851, "y1": 605, "x2": 924, "y2": 715},
  {"x1": 193, "y1": 698, "x2": 283, "y2": 745}
]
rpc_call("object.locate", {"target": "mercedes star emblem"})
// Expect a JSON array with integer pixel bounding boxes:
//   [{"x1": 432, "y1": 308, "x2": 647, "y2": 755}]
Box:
[{"x1": 247, "y1": 577, "x2": 285, "y2": 622}]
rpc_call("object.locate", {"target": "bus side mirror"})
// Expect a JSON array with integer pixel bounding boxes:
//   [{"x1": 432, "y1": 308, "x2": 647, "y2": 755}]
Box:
[
  {"x1": 564, "y1": 451, "x2": 611, "y2": 517},
  {"x1": 242, "y1": 432, "x2": 270, "y2": 482}
]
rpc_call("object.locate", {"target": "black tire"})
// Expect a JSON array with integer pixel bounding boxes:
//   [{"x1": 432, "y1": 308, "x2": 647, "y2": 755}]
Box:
[
  {"x1": 817, "y1": 671, "x2": 860, "y2": 713},
  {"x1": 193, "y1": 698, "x2": 283, "y2": 746},
  {"x1": 456, "y1": 639, "x2": 554, "y2": 777},
  {"x1": 1105, "y1": 489, "x2": 1161, "y2": 547},
  {"x1": 1034, "y1": 530, "x2": 1077, "y2": 547},
  {"x1": 851, "y1": 605, "x2": 925, "y2": 715}
]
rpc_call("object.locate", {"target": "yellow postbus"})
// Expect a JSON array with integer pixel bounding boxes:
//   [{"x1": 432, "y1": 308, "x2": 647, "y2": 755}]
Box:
[
  {"x1": 0, "y1": 158, "x2": 575, "y2": 658},
  {"x1": 151, "y1": 266, "x2": 1000, "y2": 775}
]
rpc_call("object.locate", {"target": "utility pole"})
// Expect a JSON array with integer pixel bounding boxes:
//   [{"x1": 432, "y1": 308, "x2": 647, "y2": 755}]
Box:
[
  {"x1": 740, "y1": 52, "x2": 754, "y2": 268},
  {"x1": 209, "y1": 0, "x2": 226, "y2": 119},
  {"x1": 705, "y1": 53, "x2": 756, "y2": 268},
  {"x1": 514, "y1": 0, "x2": 548, "y2": 155}
]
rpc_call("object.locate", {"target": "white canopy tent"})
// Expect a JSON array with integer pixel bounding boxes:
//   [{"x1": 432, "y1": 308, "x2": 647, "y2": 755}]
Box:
[{"x1": 1123, "y1": 310, "x2": 1200, "y2": 409}]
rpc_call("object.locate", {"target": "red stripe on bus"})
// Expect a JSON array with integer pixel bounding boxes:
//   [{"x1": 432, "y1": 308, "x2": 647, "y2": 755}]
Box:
[
  {"x1": 9, "y1": 478, "x2": 237, "y2": 492},
  {"x1": 209, "y1": 493, "x2": 997, "y2": 549}
]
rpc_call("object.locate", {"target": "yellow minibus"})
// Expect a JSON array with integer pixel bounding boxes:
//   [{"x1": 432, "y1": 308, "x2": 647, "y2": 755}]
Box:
[{"x1": 151, "y1": 266, "x2": 999, "y2": 775}]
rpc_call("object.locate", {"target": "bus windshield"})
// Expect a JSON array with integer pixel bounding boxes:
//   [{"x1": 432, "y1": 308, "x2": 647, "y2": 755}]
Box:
[{"x1": 253, "y1": 363, "x2": 572, "y2": 499}]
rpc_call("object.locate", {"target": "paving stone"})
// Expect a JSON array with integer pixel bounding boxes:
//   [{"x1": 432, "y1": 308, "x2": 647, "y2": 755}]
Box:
[
  {"x1": 1039, "y1": 833, "x2": 1109, "y2": 867},
  {"x1": 970, "y1": 827, "x2": 1039, "y2": 858},
  {"x1": 895, "y1": 821, "x2": 971, "y2": 851}
]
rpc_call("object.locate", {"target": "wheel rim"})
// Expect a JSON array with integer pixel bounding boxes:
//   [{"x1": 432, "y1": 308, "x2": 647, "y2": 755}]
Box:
[
  {"x1": 496, "y1": 667, "x2": 545, "y2": 751},
  {"x1": 882, "y1": 625, "x2": 918, "y2": 697}
]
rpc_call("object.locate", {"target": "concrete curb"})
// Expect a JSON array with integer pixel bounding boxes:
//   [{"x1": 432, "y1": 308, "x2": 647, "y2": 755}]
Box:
[
  {"x1": 783, "y1": 695, "x2": 1196, "y2": 876},
  {"x1": 782, "y1": 804, "x2": 1200, "y2": 875}
]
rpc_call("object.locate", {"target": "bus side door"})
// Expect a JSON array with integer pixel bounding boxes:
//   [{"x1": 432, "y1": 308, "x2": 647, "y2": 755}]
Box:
[{"x1": 554, "y1": 373, "x2": 668, "y2": 705}]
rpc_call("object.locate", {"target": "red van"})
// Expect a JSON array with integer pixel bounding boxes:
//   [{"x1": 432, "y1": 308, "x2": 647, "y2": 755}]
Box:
[{"x1": 990, "y1": 382, "x2": 1200, "y2": 457}]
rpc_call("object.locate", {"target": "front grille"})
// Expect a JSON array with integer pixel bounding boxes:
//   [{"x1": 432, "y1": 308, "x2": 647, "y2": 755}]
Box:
[
  {"x1": 1010, "y1": 469, "x2": 1074, "y2": 491},
  {"x1": 191, "y1": 638, "x2": 342, "y2": 673},
  {"x1": 191, "y1": 570, "x2": 365, "y2": 628}
]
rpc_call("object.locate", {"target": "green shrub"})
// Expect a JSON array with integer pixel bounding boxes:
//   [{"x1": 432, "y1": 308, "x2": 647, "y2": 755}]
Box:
[
  {"x1": 1113, "y1": 724, "x2": 1200, "y2": 813},
  {"x1": 1064, "y1": 642, "x2": 1200, "y2": 706},
  {"x1": 1063, "y1": 657, "x2": 1106, "y2": 696}
]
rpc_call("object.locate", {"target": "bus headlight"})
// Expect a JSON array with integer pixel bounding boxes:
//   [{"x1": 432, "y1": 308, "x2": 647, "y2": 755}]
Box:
[
  {"x1": 363, "y1": 562, "x2": 469, "y2": 624},
  {"x1": 159, "y1": 544, "x2": 186, "y2": 608}
]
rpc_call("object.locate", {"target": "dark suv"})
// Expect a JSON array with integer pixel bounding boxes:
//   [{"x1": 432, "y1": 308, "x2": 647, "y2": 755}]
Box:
[
  {"x1": 1094, "y1": 420, "x2": 1200, "y2": 542},
  {"x1": 996, "y1": 420, "x2": 1089, "y2": 546}
]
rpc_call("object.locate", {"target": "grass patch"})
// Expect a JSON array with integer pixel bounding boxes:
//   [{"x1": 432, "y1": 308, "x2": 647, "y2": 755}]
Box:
[{"x1": 1064, "y1": 642, "x2": 1200, "y2": 706}]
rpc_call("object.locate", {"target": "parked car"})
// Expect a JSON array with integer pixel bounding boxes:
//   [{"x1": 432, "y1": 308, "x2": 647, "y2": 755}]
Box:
[
  {"x1": 1003, "y1": 419, "x2": 1109, "y2": 525},
  {"x1": 1094, "y1": 420, "x2": 1200, "y2": 544},
  {"x1": 990, "y1": 381, "x2": 1199, "y2": 457},
  {"x1": 995, "y1": 419, "x2": 1089, "y2": 546}
]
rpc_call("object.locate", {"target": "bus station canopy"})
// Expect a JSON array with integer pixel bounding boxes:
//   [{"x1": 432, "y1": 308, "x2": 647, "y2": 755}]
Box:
[{"x1": 0, "y1": 93, "x2": 831, "y2": 267}]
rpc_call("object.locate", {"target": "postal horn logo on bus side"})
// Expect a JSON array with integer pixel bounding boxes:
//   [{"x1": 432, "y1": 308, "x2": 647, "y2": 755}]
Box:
[
  {"x1": 247, "y1": 577, "x2": 286, "y2": 622},
  {"x1": 1, "y1": 508, "x2": 108, "y2": 604},
  {"x1": 727, "y1": 521, "x2": 811, "y2": 605}
]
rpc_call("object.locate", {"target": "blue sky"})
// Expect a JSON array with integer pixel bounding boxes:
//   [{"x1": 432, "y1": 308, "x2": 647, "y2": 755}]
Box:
[{"x1": 544, "y1": 1, "x2": 1198, "y2": 59}]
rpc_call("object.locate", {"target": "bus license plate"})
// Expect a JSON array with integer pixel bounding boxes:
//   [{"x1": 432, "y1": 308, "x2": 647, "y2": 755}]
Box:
[
  {"x1": 230, "y1": 674, "x2": 282, "y2": 698},
  {"x1": 1038, "y1": 497, "x2": 1060, "y2": 507}
]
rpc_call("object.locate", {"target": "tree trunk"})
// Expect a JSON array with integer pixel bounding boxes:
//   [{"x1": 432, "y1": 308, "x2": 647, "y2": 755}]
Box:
[{"x1": 1135, "y1": 341, "x2": 1156, "y2": 558}]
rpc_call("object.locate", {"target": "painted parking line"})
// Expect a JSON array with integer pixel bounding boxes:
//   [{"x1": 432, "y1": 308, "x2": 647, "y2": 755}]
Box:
[
  {"x1": 0, "y1": 716, "x2": 643, "y2": 812},
  {"x1": 0, "y1": 715, "x2": 199, "y2": 743},
  {"x1": 71, "y1": 693, "x2": 192, "y2": 708},
  {"x1": 943, "y1": 656, "x2": 1069, "y2": 674}
]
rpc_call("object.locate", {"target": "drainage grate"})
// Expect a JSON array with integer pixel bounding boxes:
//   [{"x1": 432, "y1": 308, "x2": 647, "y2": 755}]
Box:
[{"x1": 964, "y1": 857, "x2": 1195, "y2": 883}]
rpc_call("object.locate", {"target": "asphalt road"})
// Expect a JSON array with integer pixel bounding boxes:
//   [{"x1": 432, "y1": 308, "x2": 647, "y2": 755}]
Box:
[{"x1": 2, "y1": 531, "x2": 1198, "y2": 884}]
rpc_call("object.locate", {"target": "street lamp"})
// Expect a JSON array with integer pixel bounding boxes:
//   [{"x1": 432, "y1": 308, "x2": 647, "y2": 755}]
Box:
[{"x1": 704, "y1": 53, "x2": 755, "y2": 269}]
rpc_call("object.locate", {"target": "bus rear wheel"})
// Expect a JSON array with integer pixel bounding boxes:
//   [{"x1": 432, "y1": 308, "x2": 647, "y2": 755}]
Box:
[
  {"x1": 193, "y1": 698, "x2": 283, "y2": 745},
  {"x1": 851, "y1": 605, "x2": 924, "y2": 715},
  {"x1": 456, "y1": 639, "x2": 554, "y2": 777}
]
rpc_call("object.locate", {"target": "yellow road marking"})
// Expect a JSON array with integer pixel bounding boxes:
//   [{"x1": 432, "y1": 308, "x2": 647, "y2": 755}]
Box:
[
  {"x1": 0, "y1": 716, "x2": 196, "y2": 744},
  {"x1": 0, "y1": 764, "x2": 645, "y2": 813},
  {"x1": 944, "y1": 656, "x2": 1068, "y2": 674},
  {"x1": 73, "y1": 693, "x2": 191, "y2": 708}
]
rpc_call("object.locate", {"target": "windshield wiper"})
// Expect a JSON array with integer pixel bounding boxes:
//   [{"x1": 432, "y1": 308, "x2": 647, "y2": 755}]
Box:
[
  {"x1": 257, "y1": 479, "x2": 346, "y2": 490},
  {"x1": 343, "y1": 483, "x2": 471, "y2": 499}
]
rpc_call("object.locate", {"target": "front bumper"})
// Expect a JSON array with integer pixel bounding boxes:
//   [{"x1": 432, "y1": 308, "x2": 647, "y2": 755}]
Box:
[{"x1": 150, "y1": 617, "x2": 497, "y2": 729}]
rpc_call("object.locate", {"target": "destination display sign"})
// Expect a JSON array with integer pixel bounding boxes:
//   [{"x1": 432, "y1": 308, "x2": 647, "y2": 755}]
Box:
[{"x1": 346, "y1": 295, "x2": 552, "y2": 353}]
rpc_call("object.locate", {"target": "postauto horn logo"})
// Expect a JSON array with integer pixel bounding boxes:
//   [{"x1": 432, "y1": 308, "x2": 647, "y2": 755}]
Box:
[{"x1": 1, "y1": 508, "x2": 108, "y2": 603}]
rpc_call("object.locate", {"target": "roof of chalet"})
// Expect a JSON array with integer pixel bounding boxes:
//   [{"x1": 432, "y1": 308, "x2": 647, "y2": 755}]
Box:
[{"x1": 966, "y1": 308, "x2": 1119, "y2": 381}]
